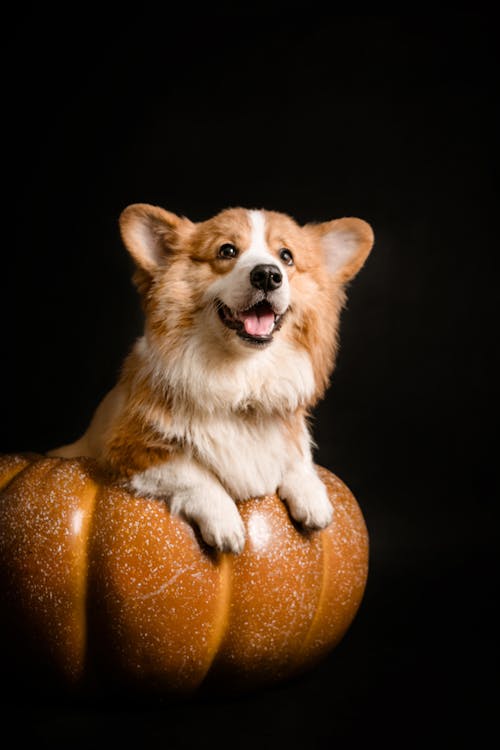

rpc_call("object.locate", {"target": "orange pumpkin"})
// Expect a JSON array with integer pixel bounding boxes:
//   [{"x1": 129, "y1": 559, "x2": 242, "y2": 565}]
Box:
[{"x1": 0, "y1": 453, "x2": 368, "y2": 692}]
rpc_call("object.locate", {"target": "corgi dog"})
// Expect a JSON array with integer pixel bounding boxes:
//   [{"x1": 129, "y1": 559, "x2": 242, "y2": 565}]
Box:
[{"x1": 51, "y1": 205, "x2": 374, "y2": 553}]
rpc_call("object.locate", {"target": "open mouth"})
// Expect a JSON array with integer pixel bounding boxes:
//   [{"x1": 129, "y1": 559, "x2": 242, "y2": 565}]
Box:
[{"x1": 216, "y1": 299, "x2": 286, "y2": 346}]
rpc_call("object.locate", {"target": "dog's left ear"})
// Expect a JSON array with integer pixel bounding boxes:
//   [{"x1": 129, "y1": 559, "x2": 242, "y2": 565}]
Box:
[
  {"x1": 311, "y1": 218, "x2": 374, "y2": 282},
  {"x1": 119, "y1": 203, "x2": 194, "y2": 273}
]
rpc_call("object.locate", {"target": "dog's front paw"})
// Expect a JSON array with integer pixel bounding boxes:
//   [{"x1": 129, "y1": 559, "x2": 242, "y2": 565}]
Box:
[
  {"x1": 280, "y1": 471, "x2": 333, "y2": 530},
  {"x1": 197, "y1": 504, "x2": 246, "y2": 554},
  {"x1": 171, "y1": 488, "x2": 246, "y2": 554}
]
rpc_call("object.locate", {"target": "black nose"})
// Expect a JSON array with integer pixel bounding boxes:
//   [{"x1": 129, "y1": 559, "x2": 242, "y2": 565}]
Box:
[{"x1": 250, "y1": 264, "x2": 282, "y2": 292}]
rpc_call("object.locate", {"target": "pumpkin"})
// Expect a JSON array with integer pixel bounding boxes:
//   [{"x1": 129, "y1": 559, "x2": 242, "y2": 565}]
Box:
[{"x1": 0, "y1": 453, "x2": 368, "y2": 692}]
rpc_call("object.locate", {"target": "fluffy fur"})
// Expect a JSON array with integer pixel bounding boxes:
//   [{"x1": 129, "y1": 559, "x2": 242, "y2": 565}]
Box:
[{"x1": 51, "y1": 205, "x2": 374, "y2": 553}]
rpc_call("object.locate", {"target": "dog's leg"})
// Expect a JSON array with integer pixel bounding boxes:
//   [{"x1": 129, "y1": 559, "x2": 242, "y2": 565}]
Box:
[
  {"x1": 129, "y1": 456, "x2": 246, "y2": 554},
  {"x1": 279, "y1": 457, "x2": 334, "y2": 531}
]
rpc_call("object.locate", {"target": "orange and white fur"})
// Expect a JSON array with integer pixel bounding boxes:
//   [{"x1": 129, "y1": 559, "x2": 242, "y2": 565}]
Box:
[{"x1": 51, "y1": 205, "x2": 374, "y2": 553}]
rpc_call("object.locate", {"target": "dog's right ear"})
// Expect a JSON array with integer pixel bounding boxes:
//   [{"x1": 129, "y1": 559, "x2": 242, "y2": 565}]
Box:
[{"x1": 119, "y1": 203, "x2": 194, "y2": 273}]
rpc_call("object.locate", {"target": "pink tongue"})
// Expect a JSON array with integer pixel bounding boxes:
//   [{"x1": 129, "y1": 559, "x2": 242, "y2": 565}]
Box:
[{"x1": 241, "y1": 310, "x2": 275, "y2": 337}]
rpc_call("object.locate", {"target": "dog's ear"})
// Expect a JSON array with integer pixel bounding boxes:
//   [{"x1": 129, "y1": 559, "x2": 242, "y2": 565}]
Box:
[
  {"x1": 119, "y1": 203, "x2": 194, "y2": 273},
  {"x1": 310, "y1": 218, "x2": 374, "y2": 282}
]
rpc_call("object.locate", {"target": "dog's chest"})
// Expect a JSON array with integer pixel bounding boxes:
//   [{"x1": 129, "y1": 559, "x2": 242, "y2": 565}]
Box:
[{"x1": 168, "y1": 413, "x2": 298, "y2": 500}]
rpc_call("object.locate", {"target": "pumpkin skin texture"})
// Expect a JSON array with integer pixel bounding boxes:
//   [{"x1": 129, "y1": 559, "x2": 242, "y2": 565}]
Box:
[{"x1": 0, "y1": 453, "x2": 368, "y2": 693}]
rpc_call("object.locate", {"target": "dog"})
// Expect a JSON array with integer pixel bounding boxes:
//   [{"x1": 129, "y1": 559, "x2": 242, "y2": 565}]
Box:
[{"x1": 50, "y1": 204, "x2": 374, "y2": 553}]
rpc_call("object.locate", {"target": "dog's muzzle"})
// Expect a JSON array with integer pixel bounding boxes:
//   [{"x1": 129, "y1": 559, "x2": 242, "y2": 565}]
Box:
[{"x1": 215, "y1": 262, "x2": 288, "y2": 346}]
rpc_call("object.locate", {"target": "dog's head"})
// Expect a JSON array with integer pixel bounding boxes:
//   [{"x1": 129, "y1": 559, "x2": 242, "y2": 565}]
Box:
[{"x1": 120, "y1": 204, "x2": 373, "y2": 409}]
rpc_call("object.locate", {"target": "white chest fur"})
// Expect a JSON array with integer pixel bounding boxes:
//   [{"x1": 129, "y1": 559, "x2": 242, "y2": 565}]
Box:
[{"x1": 166, "y1": 411, "x2": 306, "y2": 500}]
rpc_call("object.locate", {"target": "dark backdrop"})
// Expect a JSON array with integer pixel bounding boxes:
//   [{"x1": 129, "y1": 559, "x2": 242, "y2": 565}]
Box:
[{"x1": 1, "y1": 4, "x2": 496, "y2": 747}]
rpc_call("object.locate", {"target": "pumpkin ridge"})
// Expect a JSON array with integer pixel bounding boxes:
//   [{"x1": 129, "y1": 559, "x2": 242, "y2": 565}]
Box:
[
  {"x1": 36, "y1": 457, "x2": 101, "y2": 681},
  {"x1": 298, "y1": 520, "x2": 329, "y2": 663},
  {"x1": 197, "y1": 551, "x2": 234, "y2": 687},
  {"x1": 294, "y1": 466, "x2": 341, "y2": 664}
]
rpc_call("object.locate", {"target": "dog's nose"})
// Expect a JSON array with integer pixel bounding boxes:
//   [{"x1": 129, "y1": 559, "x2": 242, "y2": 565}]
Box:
[{"x1": 250, "y1": 264, "x2": 283, "y2": 292}]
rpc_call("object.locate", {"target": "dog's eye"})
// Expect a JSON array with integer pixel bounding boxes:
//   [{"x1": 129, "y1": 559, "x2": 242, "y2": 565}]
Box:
[
  {"x1": 218, "y1": 243, "x2": 238, "y2": 259},
  {"x1": 279, "y1": 248, "x2": 294, "y2": 266}
]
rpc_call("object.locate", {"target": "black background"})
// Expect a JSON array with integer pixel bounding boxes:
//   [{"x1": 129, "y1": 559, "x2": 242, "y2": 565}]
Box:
[{"x1": 1, "y1": 3, "x2": 497, "y2": 747}]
